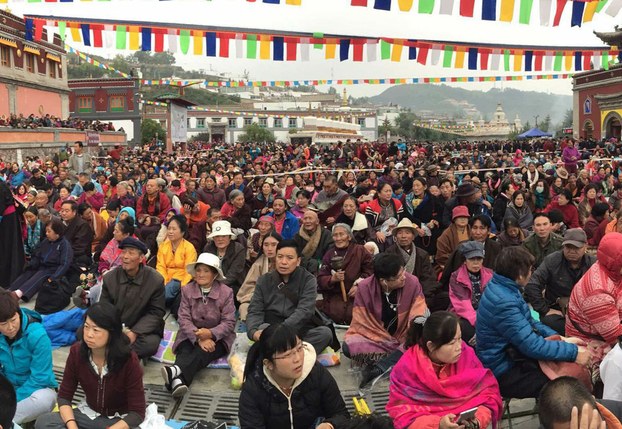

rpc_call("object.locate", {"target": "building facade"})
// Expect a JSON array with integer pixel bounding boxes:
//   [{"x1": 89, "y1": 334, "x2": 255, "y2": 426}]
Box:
[
  {"x1": 573, "y1": 65, "x2": 622, "y2": 141},
  {"x1": 0, "y1": 10, "x2": 69, "y2": 118}
]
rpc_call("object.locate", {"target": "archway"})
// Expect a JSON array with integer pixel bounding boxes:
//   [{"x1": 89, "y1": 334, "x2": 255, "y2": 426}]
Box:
[
  {"x1": 583, "y1": 120, "x2": 594, "y2": 140},
  {"x1": 603, "y1": 112, "x2": 622, "y2": 140}
]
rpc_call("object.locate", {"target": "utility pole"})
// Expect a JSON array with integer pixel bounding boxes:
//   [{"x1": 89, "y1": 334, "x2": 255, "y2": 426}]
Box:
[{"x1": 534, "y1": 115, "x2": 539, "y2": 128}]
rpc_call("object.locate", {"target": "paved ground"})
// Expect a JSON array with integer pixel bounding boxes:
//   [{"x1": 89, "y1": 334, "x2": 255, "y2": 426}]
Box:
[{"x1": 25, "y1": 300, "x2": 540, "y2": 428}]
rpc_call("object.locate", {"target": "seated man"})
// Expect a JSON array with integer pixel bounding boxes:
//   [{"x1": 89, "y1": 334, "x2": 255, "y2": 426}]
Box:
[
  {"x1": 293, "y1": 210, "x2": 333, "y2": 275},
  {"x1": 344, "y1": 253, "x2": 428, "y2": 388},
  {"x1": 59, "y1": 200, "x2": 94, "y2": 273},
  {"x1": 523, "y1": 212, "x2": 564, "y2": 269},
  {"x1": 246, "y1": 240, "x2": 334, "y2": 354},
  {"x1": 99, "y1": 237, "x2": 166, "y2": 359},
  {"x1": 384, "y1": 218, "x2": 440, "y2": 310},
  {"x1": 524, "y1": 229, "x2": 596, "y2": 335},
  {"x1": 314, "y1": 175, "x2": 349, "y2": 227},
  {"x1": 539, "y1": 376, "x2": 622, "y2": 429}
]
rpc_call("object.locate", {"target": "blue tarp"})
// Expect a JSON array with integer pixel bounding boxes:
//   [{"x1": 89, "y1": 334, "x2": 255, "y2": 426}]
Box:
[{"x1": 517, "y1": 128, "x2": 553, "y2": 139}]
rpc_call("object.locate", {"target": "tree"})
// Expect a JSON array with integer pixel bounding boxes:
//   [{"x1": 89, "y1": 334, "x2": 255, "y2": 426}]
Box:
[
  {"x1": 238, "y1": 123, "x2": 275, "y2": 143},
  {"x1": 394, "y1": 112, "x2": 418, "y2": 139},
  {"x1": 141, "y1": 119, "x2": 166, "y2": 144},
  {"x1": 378, "y1": 118, "x2": 395, "y2": 138},
  {"x1": 521, "y1": 121, "x2": 531, "y2": 133},
  {"x1": 561, "y1": 109, "x2": 573, "y2": 129},
  {"x1": 540, "y1": 114, "x2": 552, "y2": 132}
]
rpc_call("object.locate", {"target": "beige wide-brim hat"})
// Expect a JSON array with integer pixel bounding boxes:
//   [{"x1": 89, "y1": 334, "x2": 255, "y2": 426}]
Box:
[
  {"x1": 394, "y1": 218, "x2": 418, "y2": 234},
  {"x1": 186, "y1": 253, "x2": 226, "y2": 280},
  {"x1": 207, "y1": 220, "x2": 236, "y2": 239}
]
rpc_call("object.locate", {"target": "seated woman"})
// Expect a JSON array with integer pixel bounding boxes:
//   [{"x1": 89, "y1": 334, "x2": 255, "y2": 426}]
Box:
[
  {"x1": 503, "y1": 190, "x2": 533, "y2": 232},
  {"x1": 221, "y1": 189, "x2": 252, "y2": 235},
  {"x1": 290, "y1": 189, "x2": 312, "y2": 220},
  {"x1": 156, "y1": 208, "x2": 181, "y2": 246},
  {"x1": 238, "y1": 231, "x2": 282, "y2": 321},
  {"x1": 10, "y1": 219, "x2": 73, "y2": 302},
  {"x1": 577, "y1": 184, "x2": 609, "y2": 226},
  {"x1": 246, "y1": 215, "x2": 274, "y2": 265},
  {"x1": 53, "y1": 185, "x2": 74, "y2": 213},
  {"x1": 435, "y1": 206, "x2": 471, "y2": 274},
  {"x1": 448, "y1": 241, "x2": 493, "y2": 343},
  {"x1": 387, "y1": 311, "x2": 503, "y2": 429},
  {"x1": 335, "y1": 196, "x2": 374, "y2": 245},
  {"x1": 99, "y1": 219, "x2": 135, "y2": 275},
  {"x1": 545, "y1": 189, "x2": 580, "y2": 229},
  {"x1": 35, "y1": 302, "x2": 146, "y2": 429},
  {"x1": 24, "y1": 206, "x2": 44, "y2": 259},
  {"x1": 496, "y1": 217, "x2": 528, "y2": 248},
  {"x1": 476, "y1": 246, "x2": 590, "y2": 399},
  {"x1": 404, "y1": 177, "x2": 444, "y2": 255},
  {"x1": 344, "y1": 253, "x2": 428, "y2": 388},
  {"x1": 0, "y1": 290, "x2": 57, "y2": 425},
  {"x1": 317, "y1": 223, "x2": 374, "y2": 325},
  {"x1": 203, "y1": 220, "x2": 247, "y2": 299},
  {"x1": 238, "y1": 323, "x2": 349, "y2": 429},
  {"x1": 161, "y1": 253, "x2": 236, "y2": 397},
  {"x1": 365, "y1": 182, "x2": 404, "y2": 251},
  {"x1": 565, "y1": 232, "x2": 622, "y2": 368},
  {"x1": 157, "y1": 215, "x2": 198, "y2": 308}
]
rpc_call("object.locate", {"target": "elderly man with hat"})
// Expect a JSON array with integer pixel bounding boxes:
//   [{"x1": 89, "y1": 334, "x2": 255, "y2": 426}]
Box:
[
  {"x1": 425, "y1": 164, "x2": 441, "y2": 187},
  {"x1": 293, "y1": 210, "x2": 334, "y2": 275},
  {"x1": 203, "y1": 220, "x2": 247, "y2": 299},
  {"x1": 524, "y1": 229, "x2": 596, "y2": 335},
  {"x1": 161, "y1": 253, "x2": 236, "y2": 398},
  {"x1": 384, "y1": 218, "x2": 441, "y2": 310},
  {"x1": 442, "y1": 182, "x2": 484, "y2": 228},
  {"x1": 99, "y1": 237, "x2": 166, "y2": 359}
]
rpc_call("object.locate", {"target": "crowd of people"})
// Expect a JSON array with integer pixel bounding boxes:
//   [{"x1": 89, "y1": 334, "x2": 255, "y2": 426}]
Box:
[
  {"x1": 0, "y1": 114, "x2": 116, "y2": 132},
  {"x1": 1, "y1": 136, "x2": 622, "y2": 429}
]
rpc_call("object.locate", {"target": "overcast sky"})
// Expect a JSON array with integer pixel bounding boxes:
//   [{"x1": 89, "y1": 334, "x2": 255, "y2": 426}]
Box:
[{"x1": 6, "y1": 0, "x2": 620, "y2": 97}]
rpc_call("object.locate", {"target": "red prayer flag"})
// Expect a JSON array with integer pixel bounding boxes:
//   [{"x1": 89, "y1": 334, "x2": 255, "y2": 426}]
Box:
[
  {"x1": 583, "y1": 52, "x2": 592, "y2": 70},
  {"x1": 33, "y1": 19, "x2": 44, "y2": 41},
  {"x1": 91, "y1": 24, "x2": 103, "y2": 48},
  {"x1": 154, "y1": 29, "x2": 164, "y2": 52},
  {"x1": 417, "y1": 43, "x2": 430, "y2": 64},
  {"x1": 480, "y1": 48, "x2": 490, "y2": 70},
  {"x1": 219, "y1": 33, "x2": 231, "y2": 57},
  {"x1": 460, "y1": 0, "x2": 475, "y2": 16},
  {"x1": 351, "y1": 0, "x2": 369, "y2": 5},
  {"x1": 285, "y1": 37, "x2": 298, "y2": 61},
  {"x1": 553, "y1": 0, "x2": 567, "y2": 26},
  {"x1": 352, "y1": 39, "x2": 364, "y2": 61}
]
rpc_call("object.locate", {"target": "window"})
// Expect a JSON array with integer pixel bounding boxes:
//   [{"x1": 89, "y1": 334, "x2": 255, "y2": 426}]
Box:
[
  {"x1": 1, "y1": 46, "x2": 10, "y2": 67},
  {"x1": 259, "y1": 118, "x2": 267, "y2": 128},
  {"x1": 289, "y1": 118, "x2": 297, "y2": 128},
  {"x1": 25, "y1": 53, "x2": 34, "y2": 73},
  {"x1": 212, "y1": 117, "x2": 221, "y2": 123},
  {"x1": 196, "y1": 118, "x2": 205, "y2": 129},
  {"x1": 187, "y1": 118, "x2": 191, "y2": 128},
  {"x1": 48, "y1": 60, "x2": 56, "y2": 78},
  {"x1": 274, "y1": 118, "x2": 283, "y2": 128},
  {"x1": 77, "y1": 96, "x2": 93, "y2": 113},
  {"x1": 110, "y1": 95, "x2": 124, "y2": 112},
  {"x1": 228, "y1": 118, "x2": 237, "y2": 128},
  {"x1": 358, "y1": 117, "x2": 366, "y2": 127},
  {"x1": 244, "y1": 118, "x2": 253, "y2": 126}
]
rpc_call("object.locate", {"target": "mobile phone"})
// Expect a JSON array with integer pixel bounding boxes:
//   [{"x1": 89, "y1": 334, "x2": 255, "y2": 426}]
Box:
[{"x1": 456, "y1": 407, "x2": 478, "y2": 423}]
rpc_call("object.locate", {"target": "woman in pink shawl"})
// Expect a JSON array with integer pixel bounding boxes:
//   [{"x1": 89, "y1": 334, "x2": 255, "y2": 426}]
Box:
[{"x1": 387, "y1": 311, "x2": 502, "y2": 429}]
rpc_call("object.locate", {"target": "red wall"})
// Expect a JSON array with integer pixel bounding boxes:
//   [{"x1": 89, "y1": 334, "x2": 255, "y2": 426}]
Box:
[
  {"x1": 0, "y1": 84, "x2": 9, "y2": 117},
  {"x1": 15, "y1": 87, "x2": 63, "y2": 117},
  {"x1": 578, "y1": 81, "x2": 622, "y2": 140}
]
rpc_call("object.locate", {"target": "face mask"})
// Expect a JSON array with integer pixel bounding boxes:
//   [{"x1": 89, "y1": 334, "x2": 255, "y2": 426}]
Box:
[{"x1": 536, "y1": 186, "x2": 544, "y2": 193}]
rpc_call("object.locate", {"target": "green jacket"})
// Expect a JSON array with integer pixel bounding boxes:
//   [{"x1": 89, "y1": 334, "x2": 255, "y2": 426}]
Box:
[{"x1": 522, "y1": 232, "x2": 564, "y2": 268}]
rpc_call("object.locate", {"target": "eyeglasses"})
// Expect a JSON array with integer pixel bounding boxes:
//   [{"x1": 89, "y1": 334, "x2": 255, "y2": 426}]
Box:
[{"x1": 273, "y1": 342, "x2": 306, "y2": 360}]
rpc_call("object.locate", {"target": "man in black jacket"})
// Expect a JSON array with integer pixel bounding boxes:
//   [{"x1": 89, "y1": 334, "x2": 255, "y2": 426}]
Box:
[{"x1": 59, "y1": 200, "x2": 93, "y2": 269}]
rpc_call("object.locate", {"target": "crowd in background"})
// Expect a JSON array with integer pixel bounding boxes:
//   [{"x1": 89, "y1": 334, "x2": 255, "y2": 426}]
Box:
[{"x1": 0, "y1": 114, "x2": 116, "y2": 132}]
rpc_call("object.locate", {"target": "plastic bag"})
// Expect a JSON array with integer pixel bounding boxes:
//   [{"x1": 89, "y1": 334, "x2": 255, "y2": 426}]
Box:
[
  {"x1": 228, "y1": 333, "x2": 252, "y2": 389},
  {"x1": 139, "y1": 404, "x2": 173, "y2": 429}
]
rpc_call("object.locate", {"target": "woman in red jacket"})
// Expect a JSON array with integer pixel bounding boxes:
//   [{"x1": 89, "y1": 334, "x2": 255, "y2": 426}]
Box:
[
  {"x1": 545, "y1": 189, "x2": 580, "y2": 229},
  {"x1": 35, "y1": 302, "x2": 146, "y2": 429}
]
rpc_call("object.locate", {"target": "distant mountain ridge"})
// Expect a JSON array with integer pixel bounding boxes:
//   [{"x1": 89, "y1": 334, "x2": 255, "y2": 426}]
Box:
[{"x1": 369, "y1": 84, "x2": 571, "y2": 125}]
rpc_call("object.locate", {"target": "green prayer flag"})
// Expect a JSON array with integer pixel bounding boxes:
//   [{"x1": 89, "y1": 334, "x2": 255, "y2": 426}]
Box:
[
  {"x1": 596, "y1": 0, "x2": 608, "y2": 12},
  {"x1": 27, "y1": 0, "x2": 42, "y2": 3},
  {"x1": 179, "y1": 29, "x2": 190, "y2": 55},
  {"x1": 58, "y1": 21, "x2": 66, "y2": 42},
  {"x1": 247, "y1": 34, "x2": 257, "y2": 59},
  {"x1": 313, "y1": 32, "x2": 323, "y2": 49},
  {"x1": 115, "y1": 25, "x2": 126, "y2": 50},
  {"x1": 518, "y1": 0, "x2": 533, "y2": 24},
  {"x1": 419, "y1": 0, "x2": 435, "y2": 13},
  {"x1": 504, "y1": 49, "x2": 511, "y2": 71},
  {"x1": 442, "y1": 45, "x2": 454, "y2": 67},
  {"x1": 602, "y1": 51, "x2": 609, "y2": 70},
  {"x1": 380, "y1": 40, "x2": 391, "y2": 60},
  {"x1": 554, "y1": 51, "x2": 563, "y2": 71}
]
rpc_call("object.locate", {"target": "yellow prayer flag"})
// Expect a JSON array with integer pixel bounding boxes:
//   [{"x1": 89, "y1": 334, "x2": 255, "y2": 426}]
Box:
[
  {"x1": 193, "y1": 31, "x2": 203, "y2": 55},
  {"x1": 325, "y1": 39, "x2": 336, "y2": 59},
  {"x1": 455, "y1": 48, "x2": 465, "y2": 68},
  {"x1": 500, "y1": 0, "x2": 515, "y2": 22},
  {"x1": 70, "y1": 26, "x2": 82, "y2": 43},
  {"x1": 565, "y1": 51, "x2": 573, "y2": 71},
  {"x1": 582, "y1": 0, "x2": 598, "y2": 22},
  {"x1": 128, "y1": 26, "x2": 139, "y2": 50},
  {"x1": 398, "y1": 0, "x2": 414, "y2": 10},
  {"x1": 391, "y1": 42, "x2": 403, "y2": 62},
  {"x1": 285, "y1": 0, "x2": 302, "y2": 4},
  {"x1": 260, "y1": 35, "x2": 270, "y2": 60},
  {"x1": 513, "y1": 51, "x2": 523, "y2": 71}
]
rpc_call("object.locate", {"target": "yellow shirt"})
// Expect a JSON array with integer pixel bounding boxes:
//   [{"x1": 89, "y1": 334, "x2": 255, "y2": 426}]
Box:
[{"x1": 156, "y1": 239, "x2": 197, "y2": 286}]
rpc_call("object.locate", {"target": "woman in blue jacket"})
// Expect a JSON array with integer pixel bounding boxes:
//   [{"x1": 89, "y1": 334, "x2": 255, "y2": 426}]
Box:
[
  {"x1": 0, "y1": 290, "x2": 58, "y2": 424},
  {"x1": 475, "y1": 246, "x2": 590, "y2": 399}
]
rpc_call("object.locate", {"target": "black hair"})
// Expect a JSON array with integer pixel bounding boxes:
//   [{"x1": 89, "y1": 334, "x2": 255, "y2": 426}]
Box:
[
  {"x1": 558, "y1": 189, "x2": 573, "y2": 202},
  {"x1": 46, "y1": 218, "x2": 66, "y2": 237},
  {"x1": 533, "y1": 212, "x2": 550, "y2": 223},
  {"x1": 258, "y1": 230, "x2": 283, "y2": 258},
  {"x1": 106, "y1": 199, "x2": 122, "y2": 212},
  {"x1": 511, "y1": 190, "x2": 526, "y2": 204},
  {"x1": 58, "y1": 184, "x2": 72, "y2": 194},
  {"x1": 83, "y1": 182, "x2": 95, "y2": 192},
  {"x1": 503, "y1": 217, "x2": 521, "y2": 231},
  {"x1": 500, "y1": 181, "x2": 512, "y2": 193},
  {"x1": 244, "y1": 324, "x2": 299, "y2": 380},
  {"x1": 116, "y1": 218, "x2": 135, "y2": 236},
  {"x1": 207, "y1": 207, "x2": 221, "y2": 217},
  {"x1": 376, "y1": 181, "x2": 392, "y2": 194},
  {"x1": 405, "y1": 311, "x2": 459, "y2": 354},
  {"x1": 296, "y1": 189, "x2": 311, "y2": 199},
  {"x1": 74, "y1": 140, "x2": 84, "y2": 148},
  {"x1": 469, "y1": 214, "x2": 491, "y2": 229},
  {"x1": 61, "y1": 199, "x2": 78, "y2": 212},
  {"x1": 273, "y1": 196, "x2": 289, "y2": 210},
  {"x1": 583, "y1": 183, "x2": 599, "y2": 196},
  {"x1": 391, "y1": 183, "x2": 403, "y2": 192},
  {"x1": 276, "y1": 239, "x2": 301, "y2": 257},
  {"x1": 171, "y1": 179, "x2": 181, "y2": 187},
  {"x1": 168, "y1": 214, "x2": 189, "y2": 234},
  {"x1": 548, "y1": 209, "x2": 565, "y2": 224},
  {"x1": 538, "y1": 376, "x2": 598, "y2": 429},
  {"x1": 77, "y1": 202, "x2": 92, "y2": 216},
  {"x1": 591, "y1": 202, "x2": 610, "y2": 218},
  {"x1": 26, "y1": 205, "x2": 39, "y2": 216},
  {"x1": 79, "y1": 302, "x2": 131, "y2": 373},
  {"x1": 413, "y1": 177, "x2": 427, "y2": 188},
  {"x1": 0, "y1": 290, "x2": 19, "y2": 323},
  {"x1": 0, "y1": 373, "x2": 16, "y2": 429},
  {"x1": 495, "y1": 246, "x2": 534, "y2": 282},
  {"x1": 373, "y1": 253, "x2": 404, "y2": 280}
]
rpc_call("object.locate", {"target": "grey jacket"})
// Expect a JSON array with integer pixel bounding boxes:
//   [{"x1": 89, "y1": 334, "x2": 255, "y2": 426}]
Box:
[
  {"x1": 246, "y1": 267, "x2": 317, "y2": 340},
  {"x1": 100, "y1": 265, "x2": 166, "y2": 336}
]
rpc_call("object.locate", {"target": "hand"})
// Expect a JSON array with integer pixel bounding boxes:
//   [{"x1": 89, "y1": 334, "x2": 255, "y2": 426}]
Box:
[
  {"x1": 125, "y1": 330, "x2": 137, "y2": 344},
  {"x1": 348, "y1": 285, "x2": 358, "y2": 298},
  {"x1": 546, "y1": 309, "x2": 563, "y2": 317},
  {"x1": 416, "y1": 228, "x2": 425, "y2": 237},
  {"x1": 564, "y1": 337, "x2": 585, "y2": 345},
  {"x1": 47, "y1": 278, "x2": 53, "y2": 283},
  {"x1": 326, "y1": 217, "x2": 336, "y2": 225},
  {"x1": 253, "y1": 330, "x2": 263, "y2": 342},
  {"x1": 376, "y1": 231, "x2": 386, "y2": 243},
  {"x1": 182, "y1": 204, "x2": 192, "y2": 215},
  {"x1": 440, "y1": 414, "x2": 464, "y2": 429},
  {"x1": 332, "y1": 270, "x2": 345, "y2": 283},
  {"x1": 249, "y1": 250, "x2": 258, "y2": 259},
  {"x1": 570, "y1": 404, "x2": 605, "y2": 429},
  {"x1": 199, "y1": 338, "x2": 216, "y2": 353},
  {"x1": 261, "y1": 207, "x2": 268, "y2": 214},
  {"x1": 195, "y1": 328, "x2": 212, "y2": 340},
  {"x1": 482, "y1": 200, "x2": 492, "y2": 209},
  {"x1": 575, "y1": 346, "x2": 591, "y2": 366}
]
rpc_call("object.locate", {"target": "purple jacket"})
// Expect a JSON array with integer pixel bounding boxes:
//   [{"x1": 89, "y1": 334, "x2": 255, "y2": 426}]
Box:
[
  {"x1": 448, "y1": 264, "x2": 493, "y2": 326},
  {"x1": 562, "y1": 146, "x2": 580, "y2": 167},
  {"x1": 173, "y1": 280, "x2": 236, "y2": 353}
]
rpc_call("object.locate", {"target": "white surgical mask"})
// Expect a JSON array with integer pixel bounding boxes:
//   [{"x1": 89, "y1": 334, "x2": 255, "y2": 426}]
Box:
[{"x1": 536, "y1": 186, "x2": 544, "y2": 193}]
